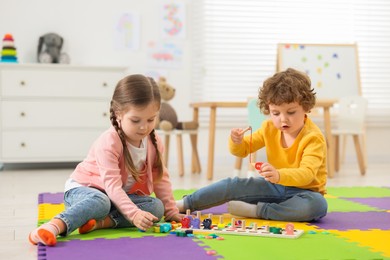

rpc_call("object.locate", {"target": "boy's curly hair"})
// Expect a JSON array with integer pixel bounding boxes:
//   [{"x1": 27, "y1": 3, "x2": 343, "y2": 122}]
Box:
[{"x1": 258, "y1": 68, "x2": 316, "y2": 115}]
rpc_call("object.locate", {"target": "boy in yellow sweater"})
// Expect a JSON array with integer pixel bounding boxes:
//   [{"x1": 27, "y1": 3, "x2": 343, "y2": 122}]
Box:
[{"x1": 176, "y1": 68, "x2": 328, "y2": 221}]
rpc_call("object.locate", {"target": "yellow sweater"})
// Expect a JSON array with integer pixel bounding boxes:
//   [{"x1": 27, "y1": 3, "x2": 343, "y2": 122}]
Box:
[{"x1": 229, "y1": 117, "x2": 327, "y2": 195}]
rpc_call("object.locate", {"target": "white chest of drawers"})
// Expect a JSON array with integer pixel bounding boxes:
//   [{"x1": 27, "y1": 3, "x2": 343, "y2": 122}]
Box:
[{"x1": 0, "y1": 63, "x2": 127, "y2": 166}]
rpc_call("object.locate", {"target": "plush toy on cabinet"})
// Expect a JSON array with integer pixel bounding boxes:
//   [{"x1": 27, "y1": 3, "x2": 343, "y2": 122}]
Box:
[
  {"x1": 37, "y1": 33, "x2": 70, "y2": 64},
  {"x1": 156, "y1": 77, "x2": 198, "y2": 131}
]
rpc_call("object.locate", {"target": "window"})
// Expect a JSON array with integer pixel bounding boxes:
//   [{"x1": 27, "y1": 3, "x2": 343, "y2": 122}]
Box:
[{"x1": 191, "y1": 0, "x2": 390, "y2": 127}]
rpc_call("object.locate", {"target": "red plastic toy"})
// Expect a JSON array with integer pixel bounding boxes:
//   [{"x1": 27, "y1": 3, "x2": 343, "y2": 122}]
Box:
[
  {"x1": 181, "y1": 216, "x2": 191, "y2": 228},
  {"x1": 254, "y1": 162, "x2": 263, "y2": 171}
]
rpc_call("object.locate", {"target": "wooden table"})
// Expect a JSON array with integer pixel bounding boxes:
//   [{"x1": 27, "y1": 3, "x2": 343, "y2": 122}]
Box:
[{"x1": 190, "y1": 99, "x2": 337, "y2": 180}]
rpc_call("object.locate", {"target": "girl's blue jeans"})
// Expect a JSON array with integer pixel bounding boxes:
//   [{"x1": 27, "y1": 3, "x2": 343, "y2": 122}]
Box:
[
  {"x1": 55, "y1": 186, "x2": 164, "y2": 236},
  {"x1": 183, "y1": 177, "x2": 327, "y2": 222}
]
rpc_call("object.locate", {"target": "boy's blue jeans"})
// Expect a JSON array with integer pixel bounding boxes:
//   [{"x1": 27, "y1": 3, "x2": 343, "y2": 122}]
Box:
[
  {"x1": 55, "y1": 186, "x2": 164, "y2": 236},
  {"x1": 183, "y1": 177, "x2": 327, "y2": 222}
]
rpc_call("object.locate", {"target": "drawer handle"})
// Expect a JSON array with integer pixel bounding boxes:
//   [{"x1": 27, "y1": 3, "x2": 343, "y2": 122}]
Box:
[
  {"x1": 20, "y1": 112, "x2": 26, "y2": 117},
  {"x1": 102, "y1": 112, "x2": 108, "y2": 117},
  {"x1": 20, "y1": 142, "x2": 26, "y2": 148},
  {"x1": 102, "y1": 82, "x2": 108, "y2": 87},
  {"x1": 20, "y1": 80, "x2": 26, "y2": 86}
]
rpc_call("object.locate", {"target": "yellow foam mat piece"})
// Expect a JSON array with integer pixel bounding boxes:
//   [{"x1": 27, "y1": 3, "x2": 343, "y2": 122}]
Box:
[
  {"x1": 38, "y1": 203, "x2": 65, "y2": 221},
  {"x1": 324, "y1": 194, "x2": 338, "y2": 199},
  {"x1": 333, "y1": 229, "x2": 390, "y2": 257}
]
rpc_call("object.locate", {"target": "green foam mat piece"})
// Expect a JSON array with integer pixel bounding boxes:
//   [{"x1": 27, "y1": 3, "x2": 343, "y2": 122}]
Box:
[
  {"x1": 327, "y1": 186, "x2": 390, "y2": 198},
  {"x1": 57, "y1": 228, "x2": 168, "y2": 242},
  {"x1": 172, "y1": 189, "x2": 196, "y2": 200},
  {"x1": 326, "y1": 197, "x2": 383, "y2": 212}
]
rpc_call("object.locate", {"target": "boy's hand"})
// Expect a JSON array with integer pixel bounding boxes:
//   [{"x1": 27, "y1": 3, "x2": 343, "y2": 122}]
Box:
[
  {"x1": 231, "y1": 128, "x2": 247, "y2": 144},
  {"x1": 258, "y1": 162, "x2": 280, "y2": 183},
  {"x1": 133, "y1": 211, "x2": 158, "y2": 231}
]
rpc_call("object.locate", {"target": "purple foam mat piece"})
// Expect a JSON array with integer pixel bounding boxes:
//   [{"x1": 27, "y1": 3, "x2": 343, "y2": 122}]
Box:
[
  {"x1": 345, "y1": 197, "x2": 390, "y2": 210},
  {"x1": 310, "y1": 211, "x2": 390, "y2": 231},
  {"x1": 195, "y1": 203, "x2": 228, "y2": 215},
  {"x1": 38, "y1": 235, "x2": 222, "y2": 260},
  {"x1": 38, "y1": 192, "x2": 64, "y2": 205}
]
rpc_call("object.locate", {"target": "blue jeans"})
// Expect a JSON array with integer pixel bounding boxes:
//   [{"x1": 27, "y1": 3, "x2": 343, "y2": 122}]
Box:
[
  {"x1": 55, "y1": 186, "x2": 164, "y2": 236},
  {"x1": 183, "y1": 177, "x2": 327, "y2": 222}
]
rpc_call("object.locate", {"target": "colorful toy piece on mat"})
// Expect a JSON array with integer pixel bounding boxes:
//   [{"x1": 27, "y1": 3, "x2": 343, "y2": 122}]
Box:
[
  {"x1": 175, "y1": 210, "x2": 304, "y2": 239},
  {"x1": 153, "y1": 221, "x2": 181, "y2": 233},
  {"x1": 181, "y1": 210, "x2": 203, "y2": 229},
  {"x1": 0, "y1": 34, "x2": 18, "y2": 63}
]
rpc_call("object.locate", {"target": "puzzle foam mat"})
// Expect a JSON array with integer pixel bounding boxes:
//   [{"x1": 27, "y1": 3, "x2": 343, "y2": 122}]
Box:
[{"x1": 36, "y1": 187, "x2": 390, "y2": 260}]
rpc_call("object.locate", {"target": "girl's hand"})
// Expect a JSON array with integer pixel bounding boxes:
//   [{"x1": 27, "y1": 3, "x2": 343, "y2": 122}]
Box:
[
  {"x1": 133, "y1": 211, "x2": 158, "y2": 231},
  {"x1": 258, "y1": 162, "x2": 280, "y2": 183},
  {"x1": 166, "y1": 213, "x2": 185, "y2": 223},
  {"x1": 231, "y1": 128, "x2": 246, "y2": 144}
]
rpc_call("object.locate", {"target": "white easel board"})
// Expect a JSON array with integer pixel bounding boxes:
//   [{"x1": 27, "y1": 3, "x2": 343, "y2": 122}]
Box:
[{"x1": 277, "y1": 43, "x2": 361, "y2": 99}]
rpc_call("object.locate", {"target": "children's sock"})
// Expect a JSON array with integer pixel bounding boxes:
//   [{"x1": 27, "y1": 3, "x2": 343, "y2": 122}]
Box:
[
  {"x1": 29, "y1": 222, "x2": 60, "y2": 246},
  {"x1": 227, "y1": 200, "x2": 258, "y2": 218},
  {"x1": 79, "y1": 217, "x2": 113, "y2": 234},
  {"x1": 78, "y1": 219, "x2": 97, "y2": 234}
]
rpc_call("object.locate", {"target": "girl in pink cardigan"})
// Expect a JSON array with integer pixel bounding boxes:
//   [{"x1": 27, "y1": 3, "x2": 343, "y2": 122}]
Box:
[{"x1": 29, "y1": 74, "x2": 183, "y2": 246}]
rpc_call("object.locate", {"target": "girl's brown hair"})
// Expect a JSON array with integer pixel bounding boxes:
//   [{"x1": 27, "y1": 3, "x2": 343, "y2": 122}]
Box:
[
  {"x1": 259, "y1": 68, "x2": 316, "y2": 115},
  {"x1": 110, "y1": 74, "x2": 163, "y2": 182}
]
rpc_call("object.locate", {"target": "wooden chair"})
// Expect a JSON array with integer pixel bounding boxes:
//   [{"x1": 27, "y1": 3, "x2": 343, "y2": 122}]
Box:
[
  {"x1": 233, "y1": 98, "x2": 267, "y2": 177},
  {"x1": 157, "y1": 129, "x2": 201, "y2": 176},
  {"x1": 332, "y1": 96, "x2": 368, "y2": 175}
]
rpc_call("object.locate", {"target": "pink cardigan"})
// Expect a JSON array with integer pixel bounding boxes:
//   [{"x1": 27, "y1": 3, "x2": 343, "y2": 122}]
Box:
[{"x1": 70, "y1": 126, "x2": 179, "y2": 222}]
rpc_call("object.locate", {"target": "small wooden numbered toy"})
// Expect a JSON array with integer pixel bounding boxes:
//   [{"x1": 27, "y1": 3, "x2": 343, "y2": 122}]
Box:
[
  {"x1": 191, "y1": 218, "x2": 200, "y2": 228},
  {"x1": 202, "y1": 218, "x2": 213, "y2": 230},
  {"x1": 181, "y1": 216, "x2": 192, "y2": 228},
  {"x1": 175, "y1": 213, "x2": 304, "y2": 239},
  {"x1": 285, "y1": 223, "x2": 295, "y2": 235}
]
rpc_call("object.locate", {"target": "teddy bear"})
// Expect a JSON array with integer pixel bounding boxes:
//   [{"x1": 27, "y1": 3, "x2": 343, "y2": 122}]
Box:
[
  {"x1": 37, "y1": 33, "x2": 70, "y2": 64},
  {"x1": 156, "y1": 77, "x2": 199, "y2": 131}
]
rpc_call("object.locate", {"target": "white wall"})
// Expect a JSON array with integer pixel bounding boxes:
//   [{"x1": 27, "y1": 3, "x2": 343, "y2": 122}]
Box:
[
  {"x1": 0, "y1": 0, "x2": 195, "y2": 121},
  {"x1": 1, "y1": 0, "x2": 388, "y2": 173}
]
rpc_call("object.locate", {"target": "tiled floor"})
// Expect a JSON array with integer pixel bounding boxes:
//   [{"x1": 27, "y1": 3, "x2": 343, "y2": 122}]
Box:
[{"x1": 0, "y1": 161, "x2": 388, "y2": 260}]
